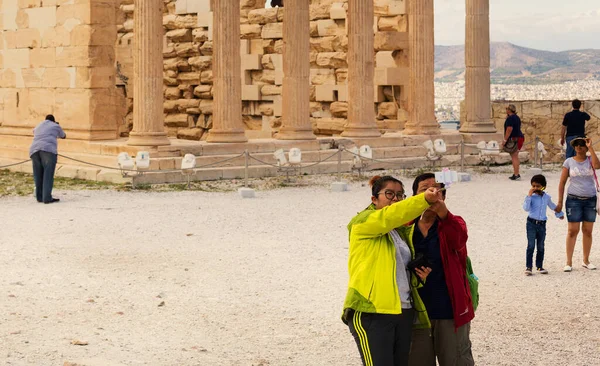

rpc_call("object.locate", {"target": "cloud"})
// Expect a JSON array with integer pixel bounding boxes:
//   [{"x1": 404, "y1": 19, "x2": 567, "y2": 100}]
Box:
[{"x1": 435, "y1": 1, "x2": 600, "y2": 51}]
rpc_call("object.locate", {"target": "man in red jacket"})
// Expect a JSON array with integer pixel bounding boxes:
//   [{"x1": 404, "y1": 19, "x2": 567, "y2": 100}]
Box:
[{"x1": 408, "y1": 173, "x2": 475, "y2": 366}]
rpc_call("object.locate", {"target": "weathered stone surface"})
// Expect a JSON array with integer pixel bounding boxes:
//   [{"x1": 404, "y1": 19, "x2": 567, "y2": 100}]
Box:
[
  {"x1": 378, "y1": 15, "x2": 408, "y2": 32},
  {"x1": 166, "y1": 29, "x2": 192, "y2": 43},
  {"x1": 374, "y1": 31, "x2": 408, "y2": 51},
  {"x1": 188, "y1": 56, "x2": 212, "y2": 70},
  {"x1": 248, "y1": 8, "x2": 278, "y2": 24},
  {"x1": 261, "y1": 85, "x2": 282, "y2": 96},
  {"x1": 315, "y1": 52, "x2": 347, "y2": 68},
  {"x1": 165, "y1": 113, "x2": 189, "y2": 127},
  {"x1": 261, "y1": 23, "x2": 283, "y2": 39},
  {"x1": 377, "y1": 102, "x2": 399, "y2": 119},
  {"x1": 177, "y1": 128, "x2": 204, "y2": 140},
  {"x1": 330, "y1": 102, "x2": 348, "y2": 118},
  {"x1": 241, "y1": 24, "x2": 262, "y2": 39}
]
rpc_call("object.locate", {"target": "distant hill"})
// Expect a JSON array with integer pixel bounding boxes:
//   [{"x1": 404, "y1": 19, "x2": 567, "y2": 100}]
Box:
[{"x1": 435, "y1": 42, "x2": 600, "y2": 83}]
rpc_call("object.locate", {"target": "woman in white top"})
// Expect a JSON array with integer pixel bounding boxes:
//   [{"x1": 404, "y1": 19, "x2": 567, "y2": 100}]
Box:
[{"x1": 556, "y1": 137, "x2": 600, "y2": 272}]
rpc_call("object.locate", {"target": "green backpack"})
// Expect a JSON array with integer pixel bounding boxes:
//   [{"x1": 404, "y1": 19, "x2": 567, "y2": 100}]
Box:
[{"x1": 466, "y1": 256, "x2": 479, "y2": 312}]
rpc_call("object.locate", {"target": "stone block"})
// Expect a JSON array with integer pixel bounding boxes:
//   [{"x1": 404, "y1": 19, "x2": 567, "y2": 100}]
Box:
[
  {"x1": 188, "y1": 55, "x2": 212, "y2": 70},
  {"x1": 41, "y1": 26, "x2": 71, "y2": 47},
  {"x1": 330, "y1": 182, "x2": 348, "y2": 192},
  {"x1": 315, "y1": 85, "x2": 336, "y2": 102},
  {"x1": 261, "y1": 85, "x2": 282, "y2": 96},
  {"x1": 248, "y1": 8, "x2": 278, "y2": 24},
  {"x1": 310, "y1": 68, "x2": 336, "y2": 85},
  {"x1": 21, "y1": 68, "x2": 44, "y2": 87},
  {"x1": 316, "y1": 19, "x2": 338, "y2": 37},
  {"x1": 197, "y1": 12, "x2": 213, "y2": 40},
  {"x1": 165, "y1": 113, "x2": 189, "y2": 127},
  {"x1": 242, "y1": 54, "x2": 262, "y2": 70},
  {"x1": 27, "y1": 48, "x2": 54, "y2": 69},
  {"x1": 200, "y1": 70, "x2": 213, "y2": 84},
  {"x1": 330, "y1": 2, "x2": 346, "y2": 20},
  {"x1": 24, "y1": 6, "x2": 56, "y2": 28},
  {"x1": 457, "y1": 172, "x2": 471, "y2": 182},
  {"x1": 71, "y1": 24, "x2": 116, "y2": 46},
  {"x1": 378, "y1": 15, "x2": 407, "y2": 32},
  {"x1": 76, "y1": 67, "x2": 115, "y2": 88},
  {"x1": 242, "y1": 85, "x2": 262, "y2": 100},
  {"x1": 330, "y1": 102, "x2": 348, "y2": 118},
  {"x1": 55, "y1": 46, "x2": 114, "y2": 68},
  {"x1": 310, "y1": 3, "x2": 331, "y2": 20},
  {"x1": 374, "y1": 0, "x2": 407, "y2": 16},
  {"x1": 187, "y1": 0, "x2": 211, "y2": 14},
  {"x1": 376, "y1": 51, "x2": 398, "y2": 68},
  {"x1": 522, "y1": 101, "x2": 551, "y2": 117},
  {"x1": 261, "y1": 22, "x2": 282, "y2": 39},
  {"x1": 177, "y1": 128, "x2": 204, "y2": 141},
  {"x1": 15, "y1": 27, "x2": 40, "y2": 48},
  {"x1": 314, "y1": 117, "x2": 346, "y2": 135},
  {"x1": 316, "y1": 52, "x2": 347, "y2": 68},
  {"x1": 374, "y1": 31, "x2": 409, "y2": 51},
  {"x1": 374, "y1": 67, "x2": 409, "y2": 86},
  {"x1": 241, "y1": 23, "x2": 262, "y2": 39},
  {"x1": 166, "y1": 28, "x2": 193, "y2": 43},
  {"x1": 3, "y1": 49, "x2": 29, "y2": 69},
  {"x1": 238, "y1": 187, "x2": 256, "y2": 198}
]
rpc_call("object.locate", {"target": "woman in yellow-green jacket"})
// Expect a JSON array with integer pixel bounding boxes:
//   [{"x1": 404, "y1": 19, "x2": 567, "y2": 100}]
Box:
[{"x1": 343, "y1": 175, "x2": 441, "y2": 366}]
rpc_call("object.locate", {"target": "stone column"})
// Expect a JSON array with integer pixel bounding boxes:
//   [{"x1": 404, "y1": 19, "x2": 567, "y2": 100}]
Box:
[
  {"x1": 128, "y1": 0, "x2": 170, "y2": 146},
  {"x1": 207, "y1": 0, "x2": 247, "y2": 143},
  {"x1": 460, "y1": 0, "x2": 496, "y2": 133},
  {"x1": 278, "y1": 2, "x2": 316, "y2": 140},
  {"x1": 341, "y1": 0, "x2": 381, "y2": 138},
  {"x1": 404, "y1": 0, "x2": 439, "y2": 135}
]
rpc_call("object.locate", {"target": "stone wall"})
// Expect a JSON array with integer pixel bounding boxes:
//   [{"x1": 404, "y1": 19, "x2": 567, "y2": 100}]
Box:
[
  {"x1": 0, "y1": 0, "x2": 124, "y2": 140},
  {"x1": 491, "y1": 100, "x2": 600, "y2": 162},
  {"x1": 115, "y1": 0, "x2": 409, "y2": 141}
]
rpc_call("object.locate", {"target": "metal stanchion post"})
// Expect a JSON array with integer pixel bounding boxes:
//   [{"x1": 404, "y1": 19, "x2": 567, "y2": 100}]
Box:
[
  {"x1": 460, "y1": 140, "x2": 465, "y2": 173},
  {"x1": 244, "y1": 150, "x2": 249, "y2": 188},
  {"x1": 534, "y1": 136, "x2": 539, "y2": 169},
  {"x1": 337, "y1": 147, "x2": 342, "y2": 182}
]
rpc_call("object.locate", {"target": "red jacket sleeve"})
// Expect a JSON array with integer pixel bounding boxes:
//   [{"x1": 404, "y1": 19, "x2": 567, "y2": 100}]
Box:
[{"x1": 438, "y1": 211, "x2": 468, "y2": 251}]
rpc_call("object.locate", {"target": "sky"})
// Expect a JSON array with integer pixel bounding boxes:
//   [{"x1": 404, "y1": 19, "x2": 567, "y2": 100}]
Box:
[{"x1": 436, "y1": 0, "x2": 600, "y2": 51}]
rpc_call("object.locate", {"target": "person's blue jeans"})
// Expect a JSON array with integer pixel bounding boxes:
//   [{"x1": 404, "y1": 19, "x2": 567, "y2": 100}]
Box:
[
  {"x1": 31, "y1": 151, "x2": 57, "y2": 203},
  {"x1": 526, "y1": 219, "x2": 546, "y2": 269},
  {"x1": 566, "y1": 136, "x2": 577, "y2": 159}
]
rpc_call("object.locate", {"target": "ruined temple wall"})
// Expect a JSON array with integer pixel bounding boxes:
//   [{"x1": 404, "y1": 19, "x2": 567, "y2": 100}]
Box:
[
  {"x1": 0, "y1": 0, "x2": 124, "y2": 140},
  {"x1": 491, "y1": 100, "x2": 600, "y2": 162},
  {"x1": 115, "y1": 0, "x2": 409, "y2": 141}
]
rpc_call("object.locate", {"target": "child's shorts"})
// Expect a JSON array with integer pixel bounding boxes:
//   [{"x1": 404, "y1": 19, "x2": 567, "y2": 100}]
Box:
[{"x1": 566, "y1": 195, "x2": 597, "y2": 223}]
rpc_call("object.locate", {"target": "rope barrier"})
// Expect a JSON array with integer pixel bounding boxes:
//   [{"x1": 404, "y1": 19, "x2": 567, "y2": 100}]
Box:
[
  {"x1": 57, "y1": 152, "x2": 245, "y2": 174},
  {"x1": 0, "y1": 159, "x2": 30, "y2": 169}
]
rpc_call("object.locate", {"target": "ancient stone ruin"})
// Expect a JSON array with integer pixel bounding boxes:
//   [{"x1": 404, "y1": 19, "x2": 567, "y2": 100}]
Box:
[{"x1": 0, "y1": 0, "x2": 507, "y2": 183}]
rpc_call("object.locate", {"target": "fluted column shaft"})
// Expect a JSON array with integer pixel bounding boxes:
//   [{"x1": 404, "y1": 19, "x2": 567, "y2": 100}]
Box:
[
  {"x1": 341, "y1": 0, "x2": 381, "y2": 138},
  {"x1": 461, "y1": 0, "x2": 496, "y2": 133},
  {"x1": 128, "y1": 0, "x2": 170, "y2": 146},
  {"x1": 278, "y1": 2, "x2": 316, "y2": 140},
  {"x1": 404, "y1": 0, "x2": 439, "y2": 135},
  {"x1": 207, "y1": 0, "x2": 247, "y2": 143}
]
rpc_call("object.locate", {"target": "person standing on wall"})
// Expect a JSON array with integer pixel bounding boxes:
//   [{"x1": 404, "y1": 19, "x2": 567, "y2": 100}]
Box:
[
  {"x1": 561, "y1": 99, "x2": 591, "y2": 159},
  {"x1": 29, "y1": 114, "x2": 66, "y2": 204},
  {"x1": 502, "y1": 104, "x2": 525, "y2": 181}
]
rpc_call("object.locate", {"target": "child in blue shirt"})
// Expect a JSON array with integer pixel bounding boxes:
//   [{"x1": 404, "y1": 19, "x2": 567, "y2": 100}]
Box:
[{"x1": 523, "y1": 174, "x2": 564, "y2": 275}]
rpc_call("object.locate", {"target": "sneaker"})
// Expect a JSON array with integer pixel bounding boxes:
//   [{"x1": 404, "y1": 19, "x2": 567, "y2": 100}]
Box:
[
  {"x1": 537, "y1": 268, "x2": 548, "y2": 274},
  {"x1": 43, "y1": 198, "x2": 60, "y2": 204},
  {"x1": 582, "y1": 263, "x2": 597, "y2": 270},
  {"x1": 525, "y1": 267, "x2": 533, "y2": 276},
  {"x1": 509, "y1": 174, "x2": 521, "y2": 181},
  {"x1": 563, "y1": 265, "x2": 573, "y2": 272}
]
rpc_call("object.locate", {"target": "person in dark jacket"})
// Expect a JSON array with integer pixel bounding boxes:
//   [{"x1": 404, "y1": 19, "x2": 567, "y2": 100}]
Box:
[
  {"x1": 503, "y1": 104, "x2": 525, "y2": 181},
  {"x1": 29, "y1": 114, "x2": 66, "y2": 204},
  {"x1": 406, "y1": 173, "x2": 475, "y2": 366},
  {"x1": 561, "y1": 99, "x2": 591, "y2": 159}
]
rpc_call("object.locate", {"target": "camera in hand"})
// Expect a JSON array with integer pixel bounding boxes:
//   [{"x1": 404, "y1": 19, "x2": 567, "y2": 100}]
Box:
[{"x1": 407, "y1": 252, "x2": 431, "y2": 274}]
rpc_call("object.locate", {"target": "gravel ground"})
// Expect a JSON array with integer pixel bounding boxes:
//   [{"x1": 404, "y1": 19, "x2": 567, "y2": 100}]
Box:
[{"x1": 1, "y1": 170, "x2": 599, "y2": 366}]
